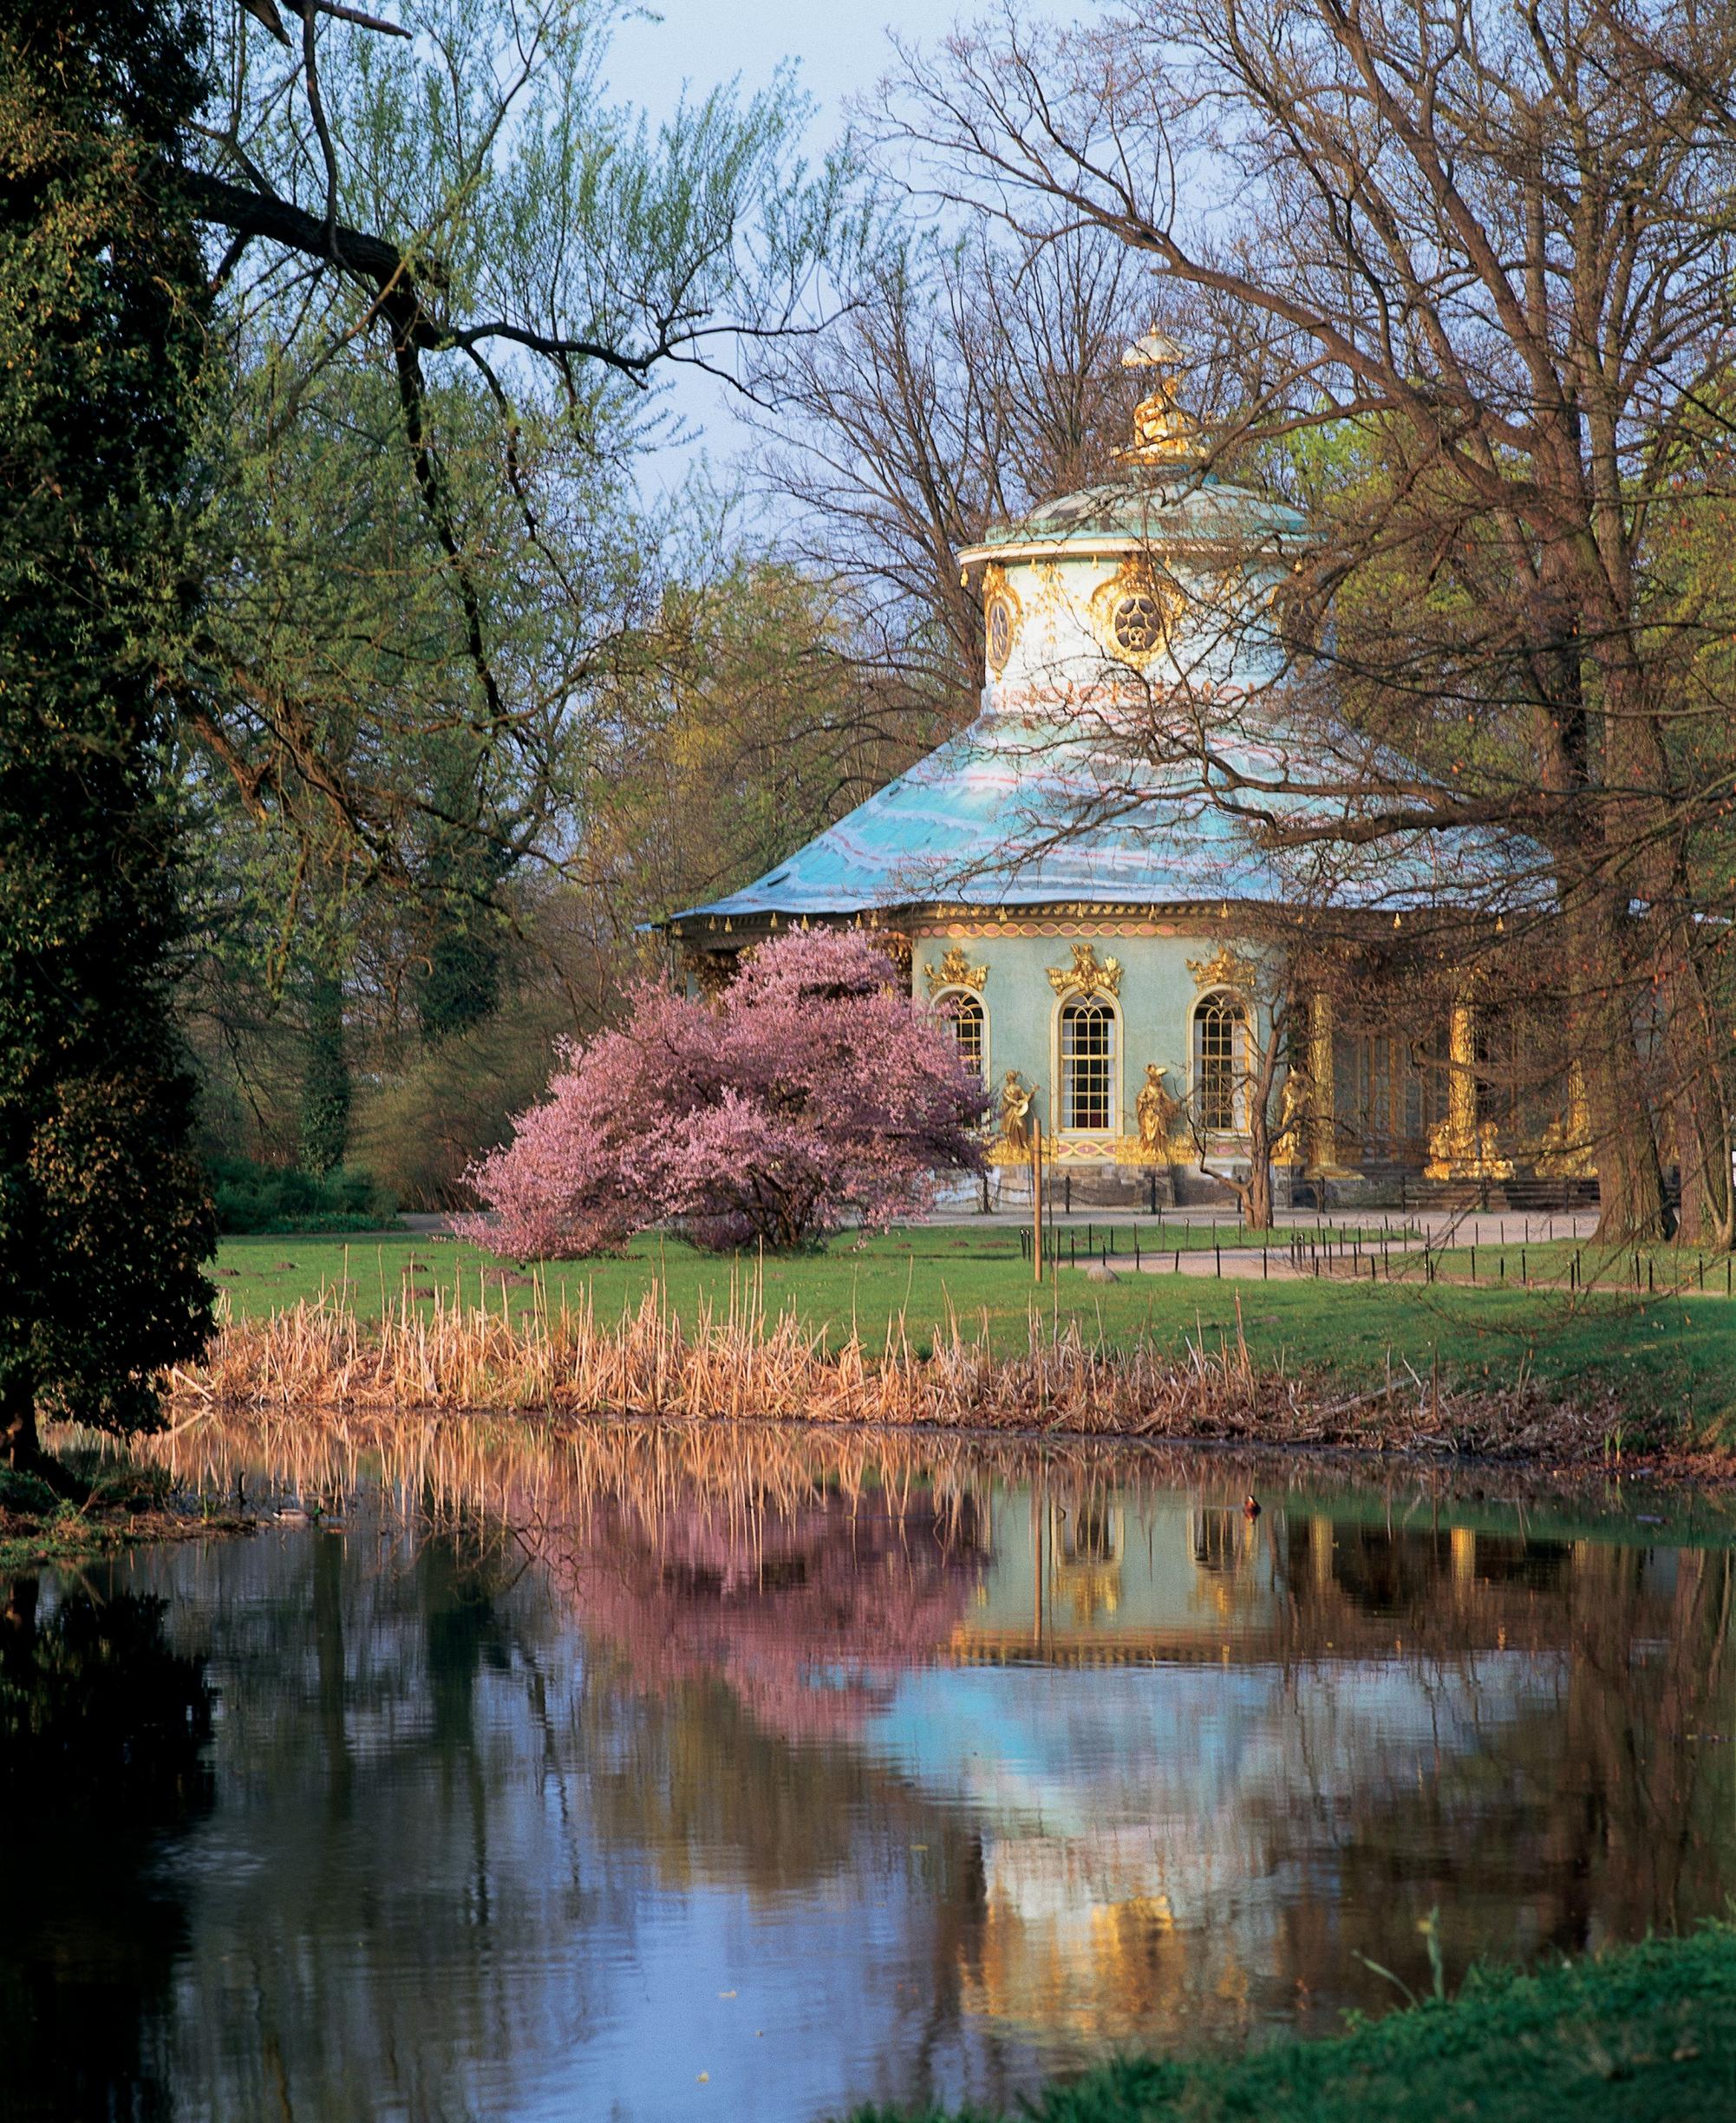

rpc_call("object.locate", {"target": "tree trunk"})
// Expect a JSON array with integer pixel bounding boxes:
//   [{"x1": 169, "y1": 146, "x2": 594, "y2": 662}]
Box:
[
  {"x1": 1564, "y1": 898, "x2": 1670, "y2": 1244},
  {"x1": 1, "y1": 1378, "x2": 39, "y2": 1473},
  {"x1": 1671, "y1": 1068, "x2": 1734, "y2": 1249},
  {"x1": 300, "y1": 966, "x2": 350, "y2": 1177},
  {"x1": 1661, "y1": 934, "x2": 1734, "y2": 1250},
  {"x1": 1244, "y1": 1113, "x2": 1276, "y2": 1231},
  {"x1": 1582, "y1": 1031, "x2": 1670, "y2": 1244}
]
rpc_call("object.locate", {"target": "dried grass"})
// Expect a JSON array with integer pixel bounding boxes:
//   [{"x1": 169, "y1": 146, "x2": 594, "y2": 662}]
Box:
[{"x1": 160, "y1": 1274, "x2": 1635, "y2": 1461}]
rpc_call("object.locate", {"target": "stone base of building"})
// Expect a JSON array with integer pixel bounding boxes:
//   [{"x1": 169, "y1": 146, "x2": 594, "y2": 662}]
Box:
[
  {"x1": 938, "y1": 1159, "x2": 1600, "y2": 1220},
  {"x1": 980, "y1": 1162, "x2": 1178, "y2": 1212}
]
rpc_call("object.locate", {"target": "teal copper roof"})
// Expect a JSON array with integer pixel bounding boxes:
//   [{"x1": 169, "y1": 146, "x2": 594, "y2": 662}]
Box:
[
  {"x1": 958, "y1": 468, "x2": 1307, "y2": 562},
  {"x1": 670, "y1": 708, "x2": 1543, "y2": 926},
  {"x1": 671, "y1": 456, "x2": 1538, "y2": 934}
]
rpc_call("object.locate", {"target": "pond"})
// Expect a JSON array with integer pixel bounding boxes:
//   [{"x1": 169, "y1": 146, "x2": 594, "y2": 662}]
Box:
[{"x1": 5, "y1": 1420, "x2": 1736, "y2": 2122}]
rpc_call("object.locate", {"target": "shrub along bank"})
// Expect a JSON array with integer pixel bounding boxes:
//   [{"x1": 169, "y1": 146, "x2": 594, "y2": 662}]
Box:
[
  {"x1": 0, "y1": 1459, "x2": 242, "y2": 1572},
  {"x1": 208, "y1": 1158, "x2": 397, "y2": 1234},
  {"x1": 845, "y1": 1925, "x2": 1736, "y2": 2123}
]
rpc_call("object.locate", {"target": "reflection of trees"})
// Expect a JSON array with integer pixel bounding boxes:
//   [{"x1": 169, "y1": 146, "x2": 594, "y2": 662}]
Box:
[
  {"x1": 0, "y1": 1577, "x2": 214, "y2": 2123},
  {"x1": 1253, "y1": 1533, "x2": 1736, "y2": 2011},
  {"x1": 96, "y1": 1411, "x2": 1736, "y2": 2085},
  {"x1": 118, "y1": 1514, "x2": 1002, "y2": 2121},
  {"x1": 131, "y1": 1523, "x2": 613, "y2": 2123},
  {"x1": 141, "y1": 1408, "x2": 993, "y2": 1741}
]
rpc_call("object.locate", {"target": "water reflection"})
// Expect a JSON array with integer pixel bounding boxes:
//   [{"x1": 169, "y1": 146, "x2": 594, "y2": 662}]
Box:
[
  {"x1": 1, "y1": 1578, "x2": 213, "y2": 2123},
  {"x1": 10, "y1": 1418, "x2": 1735, "y2": 2121}
]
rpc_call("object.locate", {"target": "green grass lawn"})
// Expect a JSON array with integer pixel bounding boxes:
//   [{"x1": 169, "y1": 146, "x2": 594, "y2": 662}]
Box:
[
  {"x1": 212, "y1": 1225, "x2": 1736, "y2": 1436},
  {"x1": 1426, "y1": 1232, "x2": 1736, "y2": 1297},
  {"x1": 843, "y1": 1925, "x2": 1736, "y2": 2123}
]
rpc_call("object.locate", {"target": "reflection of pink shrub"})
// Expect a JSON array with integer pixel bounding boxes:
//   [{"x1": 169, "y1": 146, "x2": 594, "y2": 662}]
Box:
[
  {"x1": 460, "y1": 931, "x2": 988, "y2": 1257},
  {"x1": 532, "y1": 1491, "x2": 982, "y2": 1743}
]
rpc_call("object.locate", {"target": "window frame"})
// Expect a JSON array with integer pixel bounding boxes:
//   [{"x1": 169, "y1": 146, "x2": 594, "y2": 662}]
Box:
[
  {"x1": 1191, "y1": 989, "x2": 1250, "y2": 1134},
  {"x1": 1056, "y1": 993, "x2": 1120, "y2": 1135},
  {"x1": 937, "y1": 986, "x2": 989, "y2": 1085}
]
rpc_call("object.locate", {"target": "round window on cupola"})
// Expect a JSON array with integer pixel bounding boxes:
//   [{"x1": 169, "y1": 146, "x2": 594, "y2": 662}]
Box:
[
  {"x1": 1112, "y1": 588, "x2": 1165, "y2": 655},
  {"x1": 985, "y1": 592, "x2": 1015, "y2": 674},
  {"x1": 1092, "y1": 560, "x2": 1177, "y2": 668}
]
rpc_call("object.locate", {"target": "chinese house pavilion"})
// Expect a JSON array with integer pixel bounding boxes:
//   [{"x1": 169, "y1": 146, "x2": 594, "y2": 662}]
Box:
[{"x1": 665, "y1": 340, "x2": 1589, "y2": 1207}]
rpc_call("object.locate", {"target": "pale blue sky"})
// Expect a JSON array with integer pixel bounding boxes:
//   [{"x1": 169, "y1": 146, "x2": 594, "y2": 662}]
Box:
[
  {"x1": 604, "y1": 0, "x2": 951, "y2": 133},
  {"x1": 601, "y1": 1, "x2": 973, "y2": 484}
]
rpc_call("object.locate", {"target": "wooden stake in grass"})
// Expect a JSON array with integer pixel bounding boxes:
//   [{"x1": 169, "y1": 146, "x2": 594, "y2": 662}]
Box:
[{"x1": 1031, "y1": 1120, "x2": 1044, "y2": 1286}]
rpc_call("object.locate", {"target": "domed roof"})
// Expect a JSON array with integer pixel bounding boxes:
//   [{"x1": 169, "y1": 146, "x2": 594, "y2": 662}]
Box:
[
  {"x1": 667, "y1": 341, "x2": 1538, "y2": 936},
  {"x1": 959, "y1": 467, "x2": 1307, "y2": 568}
]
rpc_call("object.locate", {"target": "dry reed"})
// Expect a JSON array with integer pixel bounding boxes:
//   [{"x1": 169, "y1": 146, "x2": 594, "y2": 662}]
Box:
[{"x1": 160, "y1": 1277, "x2": 1633, "y2": 1461}]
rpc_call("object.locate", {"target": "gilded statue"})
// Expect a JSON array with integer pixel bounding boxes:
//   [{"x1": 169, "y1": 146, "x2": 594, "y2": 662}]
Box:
[
  {"x1": 1274, "y1": 1062, "x2": 1311, "y2": 1160},
  {"x1": 1000, "y1": 1070, "x2": 1036, "y2": 1157},
  {"x1": 1134, "y1": 1064, "x2": 1178, "y2": 1155},
  {"x1": 1116, "y1": 332, "x2": 1204, "y2": 465}
]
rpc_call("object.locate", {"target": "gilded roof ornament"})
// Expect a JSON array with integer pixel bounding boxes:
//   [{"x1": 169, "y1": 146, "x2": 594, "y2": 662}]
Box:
[{"x1": 1117, "y1": 330, "x2": 1206, "y2": 467}]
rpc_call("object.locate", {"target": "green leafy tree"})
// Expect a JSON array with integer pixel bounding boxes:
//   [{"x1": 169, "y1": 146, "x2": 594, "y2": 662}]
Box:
[
  {"x1": 172, "y1": 5, "x2": 858, "y2": 1146},
  {"x1": 179, "y1": 0, "x2": 856, "y2": 938},
  {"x1": 0, "y1": 2, "x2": 216, "y2": 1468}
]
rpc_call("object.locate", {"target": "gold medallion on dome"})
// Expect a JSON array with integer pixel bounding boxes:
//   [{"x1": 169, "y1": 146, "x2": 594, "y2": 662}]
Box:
[{"x1": 1090, "y1": 559, "x2": 1178, "y2": 669}]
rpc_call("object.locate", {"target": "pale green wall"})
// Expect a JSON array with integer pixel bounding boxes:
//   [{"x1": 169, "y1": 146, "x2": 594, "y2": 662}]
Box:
[
  {"x1": 913, "y1": 923, "x2": 1276, "y2": 1144},
  {"x1": 968, "y1": 1483, "x2": 1284, "y2": 1645}
]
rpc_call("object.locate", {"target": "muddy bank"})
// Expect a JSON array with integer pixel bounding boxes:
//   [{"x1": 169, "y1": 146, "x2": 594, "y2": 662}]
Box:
[{"x1": 0, "y1": 1463, "x2": 251, "y2": 1572}]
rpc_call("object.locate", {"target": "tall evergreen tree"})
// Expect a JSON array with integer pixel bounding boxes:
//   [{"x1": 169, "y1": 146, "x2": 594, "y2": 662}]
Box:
[
  {"x1": 299, "y1": 969, "x2": 350, "y2": 1176},
  {"x1": 0, "y1": 2, "x2": 215, "y2": 1468}
]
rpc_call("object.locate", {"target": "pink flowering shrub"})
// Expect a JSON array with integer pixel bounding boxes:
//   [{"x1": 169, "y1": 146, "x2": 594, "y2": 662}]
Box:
[{"x1": 460, "y1": 931, "x2": 989, "y2": 1256}]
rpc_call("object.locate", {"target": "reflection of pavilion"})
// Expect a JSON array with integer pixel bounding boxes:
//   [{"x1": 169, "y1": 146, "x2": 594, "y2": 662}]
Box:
[
  {"x1": 863, "y1": 1486, "x2": 1706, "y2": 2054},
  {"x1": 948, "y1": 1485, "x2": 1586, "y2": 1668}
]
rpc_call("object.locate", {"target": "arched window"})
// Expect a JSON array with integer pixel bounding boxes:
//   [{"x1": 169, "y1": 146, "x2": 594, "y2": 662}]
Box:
[
  {"x1": 1061, "y1": 997, "x2": 1117, "y2": 1131},
  {"x1": 945, "y1": 991, "x2": 985, "y2": 1081},
  {"x1": 1194, "y1": 992, "x2": 1248, "y2": 1132}
]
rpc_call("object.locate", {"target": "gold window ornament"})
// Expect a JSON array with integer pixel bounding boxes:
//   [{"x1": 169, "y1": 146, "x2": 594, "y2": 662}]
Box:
[
  {"x1": 982, "y1": 565, "x2": 1021, "y2": 676},
  {"x1": 1113, "y1": 589, "x2": 1165, "y2": 654},
  {"x1": 923, "y1": 945, "x2": 988, "y2": 995},
  {"x1": 1185, "y1": 944, "x2": 1256, "y2": 991},
  {"x1": 1046, "y1": 939, "x2": 1122, "y2": 1000}
]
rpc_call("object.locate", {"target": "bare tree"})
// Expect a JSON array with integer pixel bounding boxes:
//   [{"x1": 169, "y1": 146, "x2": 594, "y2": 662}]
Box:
[
  {"x1": 883, "y1": 0, "x2": 1736, "y2": 1244},
  {"x1": 751, "y1": 220, "x2": 1146, "y2": 718}
]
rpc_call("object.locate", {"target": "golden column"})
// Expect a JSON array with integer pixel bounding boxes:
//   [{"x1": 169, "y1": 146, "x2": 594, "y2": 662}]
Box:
[
  {"x1": 1447, "y1": 996, "x2": 1479, "y2": 1159},
  {"x1": 1421, "y1": 998, "x2": 1474, "y2": 1179},
  {"x1": 1426, "y1": 990, "x2": 1513, "y2": 1180},
  {"x1": 1306, "y1": 993, "x2": 1347, "y2": 1173}
]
